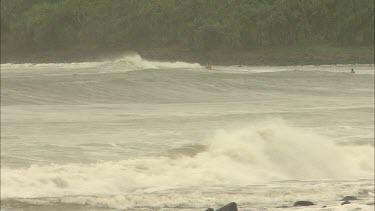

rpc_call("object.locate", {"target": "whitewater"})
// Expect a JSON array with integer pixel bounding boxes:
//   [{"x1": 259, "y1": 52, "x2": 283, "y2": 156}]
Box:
[{"x1": 1, "y1": 54, "x2": 374, "y2": 211}]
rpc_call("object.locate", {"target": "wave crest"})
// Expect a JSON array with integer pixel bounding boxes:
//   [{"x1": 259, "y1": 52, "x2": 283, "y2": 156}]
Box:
[
  {"x1": 0, "y1": 53, "x2": 202, "y2": 73},
  {"x1": 2, "y1": 120, "x2": 373, "y2": 200}
]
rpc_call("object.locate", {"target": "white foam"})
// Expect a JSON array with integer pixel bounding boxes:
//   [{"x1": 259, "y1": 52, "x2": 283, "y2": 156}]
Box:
[
  {"x1": 0, "y1": 53, "x2": 202, "y2": 75},
  {"x1": 112, "y1": 54, "x2": 201, "y2": 70},
  {"x1": 1, "y1": 54, "x2": 373, "y2": 77},
  {"x1": 3, "y1": 181, "x2": 374, "y2": 210},
  {"x1": 1, "y1": 120, "x2": 373, "y2": 200},
  {"x1": 0, "y1": 61, "x2": 102, "y2": 70},
  {"x1": 213, "y1": 64, "x2": 374, "y2": 74}
]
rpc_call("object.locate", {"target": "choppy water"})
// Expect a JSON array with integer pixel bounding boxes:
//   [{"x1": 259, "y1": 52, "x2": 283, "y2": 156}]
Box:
[{"x1": 1, "y1": 54, "x2": 374, "y2": 211}]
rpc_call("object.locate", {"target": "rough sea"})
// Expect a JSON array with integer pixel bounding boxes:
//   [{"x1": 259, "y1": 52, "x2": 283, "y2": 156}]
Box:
[{"x1": 1, "y1": 54, "x2": 374, "y2": 211}]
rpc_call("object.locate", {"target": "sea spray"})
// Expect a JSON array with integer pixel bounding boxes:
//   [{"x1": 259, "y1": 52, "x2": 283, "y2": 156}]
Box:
[
  {"x1": 113, "y1": 54, "x2": 202, "y2": 70},
  {"x1": 2, "y1": 120, "x2": 373, "y2": 199},
  {"x1": 0, "y1": 53, "x2": 202, "y2": 73}
]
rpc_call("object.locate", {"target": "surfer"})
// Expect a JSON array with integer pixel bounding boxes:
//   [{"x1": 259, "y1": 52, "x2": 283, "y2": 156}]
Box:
[{"x1": 351, "y1": 69, "x2": 355, "y2": 74}]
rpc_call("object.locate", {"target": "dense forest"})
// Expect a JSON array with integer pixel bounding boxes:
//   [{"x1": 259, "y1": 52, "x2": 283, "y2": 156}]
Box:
[{"x1": 1, "y1": 0, "x2": 374, "y2": 53}]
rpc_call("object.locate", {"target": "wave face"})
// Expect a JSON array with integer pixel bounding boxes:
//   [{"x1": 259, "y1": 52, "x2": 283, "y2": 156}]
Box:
[
  {"x1": 1, "y1": 55, "x2": 374, "y2": 210},
  {"x1": 2, "y1": 121, "x2": 374, "y2": 210},
  {"x1": 0, "y1": 54, "x2": 202, "y2": 73},
  {"x1": 1, "y1": 54, "x2": 374, "y2": 106},
  {"x1": 2, "y1": 120, "x2": 373, "y2": 197}
]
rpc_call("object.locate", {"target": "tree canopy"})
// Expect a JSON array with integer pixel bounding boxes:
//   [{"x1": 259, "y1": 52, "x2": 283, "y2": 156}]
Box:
[{"x1": 1, "y1": 0, "x2": 374, "y2": 52}]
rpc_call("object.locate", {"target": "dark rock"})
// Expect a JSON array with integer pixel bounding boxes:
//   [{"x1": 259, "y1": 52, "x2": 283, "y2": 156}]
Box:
[
  {"x1": 366, "y1": 202, "x2": 374, "y2": 205},
  {"x1": 205, "y1": 209, "x2": 214, "y2": 211},
  {"x1": 340, "y1": 196, "x2": 358, "y2": 201},
  {"x1": 293, "y1": 201, "x2": 315, "y2": 206},
  {"x1": 217, "y1": 202, "x2": 238, "y2": 211},
  {"x1": 276, "y1": 205, "x2": 289, "y2": 208},
  {"x1": 321, "y1": 206, "x2": 327, "y2": 208},
  {"x1": 341, "y1": 201, "x2": 351, "y2": 205}
]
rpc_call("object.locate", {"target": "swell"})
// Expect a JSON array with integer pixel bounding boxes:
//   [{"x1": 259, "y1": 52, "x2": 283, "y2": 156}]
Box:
[
  {"x1": 2, "y1": 68, "x2": 373, "y2": 106},
  {"x1": 1, "y1": 54, "x2": 373, "y2": 105}
]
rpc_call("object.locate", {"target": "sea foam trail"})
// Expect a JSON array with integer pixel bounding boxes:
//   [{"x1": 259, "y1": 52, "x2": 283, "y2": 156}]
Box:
[
  {"x1": 1, "y1": 120, "x2": 373, "y2": 199},
  {"x1": 2, "y1": 53, "x2": 373, "y2": 74},
  {"x1": 0, "y1": 53, "x2": 202, "y2": 73},
  {"x1": 112, "y1": 54, "x2": 202, "y2": 70},
  {"x1": 2, "y1": 181, "x2": 374, "y2": 210}
]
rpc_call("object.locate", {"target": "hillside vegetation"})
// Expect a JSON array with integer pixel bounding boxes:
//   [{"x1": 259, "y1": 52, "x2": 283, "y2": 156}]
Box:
[{"x1": 1, "y1": 0, "x2": 374, "y2": 64}]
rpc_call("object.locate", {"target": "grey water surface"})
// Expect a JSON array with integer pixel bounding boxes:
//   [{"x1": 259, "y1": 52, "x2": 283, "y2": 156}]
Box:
[{"x1": 1, "y1": 57, "x2": 374, "y2": 211}]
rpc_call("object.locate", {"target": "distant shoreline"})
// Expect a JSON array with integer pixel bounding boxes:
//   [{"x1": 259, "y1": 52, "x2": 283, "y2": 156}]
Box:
[{"x1": 1, "y1": 46, "x2": 374, "y2": 66}]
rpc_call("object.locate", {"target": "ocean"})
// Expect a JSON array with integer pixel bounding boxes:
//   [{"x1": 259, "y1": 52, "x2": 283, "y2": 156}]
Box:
[{"x1": 1, "y1": 54, "x2": 374, "y2": 211}]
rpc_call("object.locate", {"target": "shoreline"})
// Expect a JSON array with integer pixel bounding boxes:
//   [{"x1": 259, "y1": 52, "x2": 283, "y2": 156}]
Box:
[{"x1": 1, "y1": 46, "x2": 374, "y2": 66}]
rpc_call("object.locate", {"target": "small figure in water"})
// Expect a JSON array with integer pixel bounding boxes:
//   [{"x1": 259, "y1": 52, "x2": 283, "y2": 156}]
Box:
[
  {"x1": 205, "y1": 63, "x2": 212, "y2": 70},
  {"x1": 351, "y1": 69, "x2": 355, "y2": 74}
]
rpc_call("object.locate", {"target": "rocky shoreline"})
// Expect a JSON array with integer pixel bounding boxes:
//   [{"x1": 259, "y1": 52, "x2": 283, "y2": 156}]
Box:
[
  {"x1": 1, "y1": 46, "x2": 374, "y2": 66},
  {"x1": 206, "y1": 196, "x2": 369, "y2": 211}
]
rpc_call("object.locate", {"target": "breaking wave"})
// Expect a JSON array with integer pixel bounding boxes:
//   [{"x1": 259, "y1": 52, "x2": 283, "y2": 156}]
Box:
[
  {"x1": 0, "y1": 53, "x2": 202, "y2": 73},
  {"x1": 2, "y1": 120, "x2": 373, "y2": 200},
  {"x1": 2, "y1": 53, "x2": 372, "y2": 75}
]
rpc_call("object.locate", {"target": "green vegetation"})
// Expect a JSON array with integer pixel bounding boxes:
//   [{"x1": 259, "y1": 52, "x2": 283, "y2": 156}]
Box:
[{"x1": 1, "y1": 0, "x2": 374, "y2": 53}]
